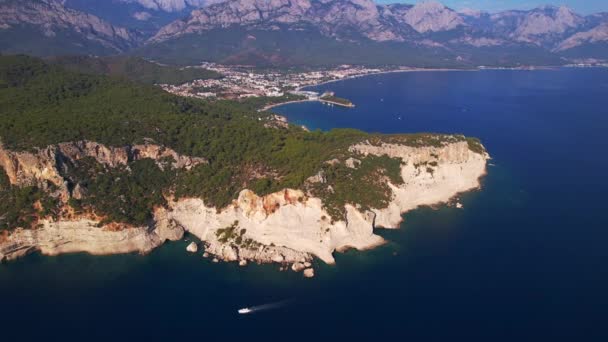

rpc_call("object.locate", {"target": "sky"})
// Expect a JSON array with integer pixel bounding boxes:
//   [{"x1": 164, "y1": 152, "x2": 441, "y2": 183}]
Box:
[{"x1": 375, "y1": 0, "x2": 608, "y2": 14}]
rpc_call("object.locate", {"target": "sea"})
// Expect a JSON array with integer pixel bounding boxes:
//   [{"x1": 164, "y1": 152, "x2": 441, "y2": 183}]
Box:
[{"x1": 2, "y1": 68, "x2": 607, "y2": 341}]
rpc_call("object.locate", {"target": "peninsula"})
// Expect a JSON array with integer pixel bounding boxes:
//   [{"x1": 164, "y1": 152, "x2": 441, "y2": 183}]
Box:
[
  {"x1": 0, "y1": 56, "x2": 489, "y2": 277},
  {"x1": 319, "y1": 92, "x2": 355, "y2": 108}
]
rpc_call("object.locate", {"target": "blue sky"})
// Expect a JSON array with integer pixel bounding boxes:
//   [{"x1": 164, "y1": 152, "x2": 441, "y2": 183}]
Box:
[{"x1": 375, "y1": 0, "x2": 607, "y2": 14}]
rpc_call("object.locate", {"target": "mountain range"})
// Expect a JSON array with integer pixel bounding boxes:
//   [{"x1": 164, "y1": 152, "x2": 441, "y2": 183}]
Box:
[
  {"x1": 58, "y1": 0, "x2": 224, "y2": 34},
  {"x1": 1, "y1": 0, "x2": 607, "y2": 66}
]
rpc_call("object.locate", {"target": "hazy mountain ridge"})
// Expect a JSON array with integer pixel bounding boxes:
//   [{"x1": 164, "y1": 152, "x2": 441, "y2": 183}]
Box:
[
  {"x1": 57, "y1": 0, "x2": 225, "y2": 37},
  {"x1": 0, "y1": 0, "x2": 140, "y2": 55},
  {"x1": 150, "y1": 0, "x2": 467, "y2": 43},
  {"x1": 149, "y1": 0, "x2": 608, "y2": 54},
  {"x1": 556, "y1": 23, "x2": 608, "y2": 51},
  {"x1": 2, "y1": 0, "x2": 608, "y2": 64},
  {"x1": 150, "y1": 0, "x2": 406, "y2": 43}
]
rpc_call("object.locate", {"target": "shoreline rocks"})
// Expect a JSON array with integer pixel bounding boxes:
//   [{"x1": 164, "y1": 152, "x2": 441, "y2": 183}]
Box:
[
  {"x1": 186, "y1": 242, "x2": 198, "y2": 253},
  {"x1": 291, "y1": 262, "x2": 306, "y2": 272},
  {"x1": 303, "y1": 268, "x2": 315, "y2": 278}
]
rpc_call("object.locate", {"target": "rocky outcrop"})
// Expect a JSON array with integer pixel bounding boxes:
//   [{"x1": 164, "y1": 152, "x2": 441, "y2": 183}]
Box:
[
  {"x1": 291, "y1": 262, "x2": 306, "y2": 272},
  {"x1": 186, "y1": 241, "x2": 198, "y2": 252},
  {"x1": 303, "y1": 268, "x2": 314, "y2": 278},
  {"x1": 0, "y1": 138, "x2": 488, "y2": 267},
  {"x1": 0, "y1": 141, "x2": 206, "y2": 189}
]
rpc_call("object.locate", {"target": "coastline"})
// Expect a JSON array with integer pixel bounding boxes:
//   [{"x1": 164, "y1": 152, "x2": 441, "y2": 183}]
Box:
[
  {"x1": 301, "y1": 65, "x2": 565, "y2": 90},
  {"x1": 0, "y1": 138, "x2": 488, "y2": 273},
  {"x1": 261, "y1": 67, "x2": 470, "y2": 112},
  {"x1": 304, "y1": 67, "x2": 469, "y2": 90},
  {"x1": 0, "y1": 63, "x2": 489, "y2": 272},
  {"x1": 260, "y1": 65, "x2": 565, "y2": 112}
]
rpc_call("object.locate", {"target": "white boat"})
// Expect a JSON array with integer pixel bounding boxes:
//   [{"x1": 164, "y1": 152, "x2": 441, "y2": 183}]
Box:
[{"x1": 238, "y1": 308, "x2": 252, "y2": 314}]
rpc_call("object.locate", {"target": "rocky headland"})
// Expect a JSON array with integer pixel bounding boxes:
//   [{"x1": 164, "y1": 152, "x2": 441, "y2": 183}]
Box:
[{"x1": 0, "y1": 138, "x2": 488, "y2": 276}]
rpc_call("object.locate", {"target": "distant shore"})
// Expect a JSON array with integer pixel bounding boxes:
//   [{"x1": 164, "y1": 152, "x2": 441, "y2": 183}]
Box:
[
  {"x1": 261, "y1": 67, "x2": 468, "y2": 112},
  {"x1": 306, "y1": 67, "x2": 467, "y2": 90},
  {"x1": 260, "y1": 65, "x2": 562, "y2": 112}
]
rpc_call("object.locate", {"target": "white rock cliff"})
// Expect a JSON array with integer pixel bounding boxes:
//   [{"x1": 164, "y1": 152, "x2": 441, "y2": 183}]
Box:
[{"x1": 0, "y1": 139, "x2": 488, "y2": 267}]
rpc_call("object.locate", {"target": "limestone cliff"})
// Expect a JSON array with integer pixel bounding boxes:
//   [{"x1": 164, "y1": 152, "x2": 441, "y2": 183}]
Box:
[
  {"x1": 0, "y1": 217, "x2": 184, "y2": 262},
  {"x1": 0, "y1": 138, "x2": 488, "y2": 269},
  {"x1": 0, "y1": 140, "x2": 206, "y2": 191},
  {"x1": 350, "y1": 140, "x2": 488, "y2": 228}
]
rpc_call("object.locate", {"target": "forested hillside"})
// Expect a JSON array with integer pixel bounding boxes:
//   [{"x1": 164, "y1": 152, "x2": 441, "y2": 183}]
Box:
[
  {"x1": 0, "y1": 55, "x2": 481, "y2": 231},
  {"x1": 46, "y1": 55, "x2": 221, "y2": 85}
]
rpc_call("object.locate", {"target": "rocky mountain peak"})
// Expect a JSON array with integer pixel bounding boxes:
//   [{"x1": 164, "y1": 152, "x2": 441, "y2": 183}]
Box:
[
  {"x1": 555, "y1": 5, "x2": 584, "y2": 26},
  {"x1": 514, "y1": 4, "x2": 584, "y2": 38},
  {"x1": 401, "y1": 0, "x2": 464, "y2": 33}
]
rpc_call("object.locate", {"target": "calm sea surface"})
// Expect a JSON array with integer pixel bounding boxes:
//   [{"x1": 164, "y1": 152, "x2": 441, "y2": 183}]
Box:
[{"x1": 2, "y1": 69, "x2": 608, "y2": 341}]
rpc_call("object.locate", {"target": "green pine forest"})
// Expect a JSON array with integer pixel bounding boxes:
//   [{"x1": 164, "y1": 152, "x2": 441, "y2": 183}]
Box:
[{"x1": 45, "y1": 55, "x2": 222, "y2": 85}]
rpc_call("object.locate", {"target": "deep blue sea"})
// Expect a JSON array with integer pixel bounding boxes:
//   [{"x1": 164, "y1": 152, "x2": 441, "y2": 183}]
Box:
[{"x1": 2, "y1": 69, "x2": 608, "y2": 341}]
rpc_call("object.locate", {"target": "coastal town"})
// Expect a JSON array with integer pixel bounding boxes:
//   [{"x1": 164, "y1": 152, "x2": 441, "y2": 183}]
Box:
[
  {"x1": 160, "y1": 61, "x2": 608, "y2": 110},
  {"x1": 160, "y1": 63, "x2": 410, "y2": 107}
]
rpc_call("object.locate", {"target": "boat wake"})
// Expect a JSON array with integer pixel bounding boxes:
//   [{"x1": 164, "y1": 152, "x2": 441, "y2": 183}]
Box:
[{"x1": 238, "y1": 299, "x2": 294, "y2": 315}]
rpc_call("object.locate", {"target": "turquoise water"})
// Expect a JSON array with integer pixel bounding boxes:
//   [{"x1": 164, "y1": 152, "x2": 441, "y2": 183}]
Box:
[{"x1": 2, "y1": 69, "x2": 608, "y2": 341}]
